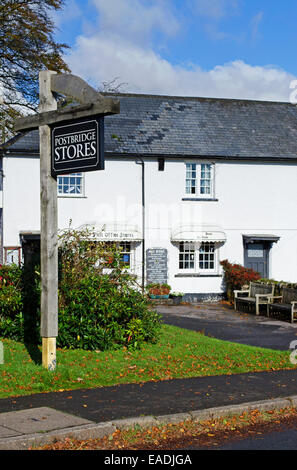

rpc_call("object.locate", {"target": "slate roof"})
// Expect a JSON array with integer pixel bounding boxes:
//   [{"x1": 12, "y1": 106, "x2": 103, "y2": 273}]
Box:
[{"x1": 3, "y1": 93, "x2": 297, "y2": 160}]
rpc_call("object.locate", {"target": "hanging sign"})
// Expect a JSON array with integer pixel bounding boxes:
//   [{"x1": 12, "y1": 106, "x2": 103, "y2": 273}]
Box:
[{"x1": 51, "y1": 115, "x2": 104, "y2": 176}]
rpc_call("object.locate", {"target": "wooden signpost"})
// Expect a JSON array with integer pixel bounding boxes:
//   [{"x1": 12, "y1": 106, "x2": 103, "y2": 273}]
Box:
[{"x1": 15, "y1": 71, "x2": 120, "y2": 370}]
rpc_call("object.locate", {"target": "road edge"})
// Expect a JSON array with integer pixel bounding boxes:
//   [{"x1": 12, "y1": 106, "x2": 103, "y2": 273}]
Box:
[{"x1": 1, "y1": 395, "x2": 296, "y2": 450}]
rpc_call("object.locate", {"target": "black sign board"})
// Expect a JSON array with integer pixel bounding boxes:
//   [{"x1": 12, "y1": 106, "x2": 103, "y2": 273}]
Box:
[
  {"x1": 51, "y1": 115, "x2": 104, "y2": 176},
  {"x1": 146, "y1": 248, "x2": 168, "y2": 285}
]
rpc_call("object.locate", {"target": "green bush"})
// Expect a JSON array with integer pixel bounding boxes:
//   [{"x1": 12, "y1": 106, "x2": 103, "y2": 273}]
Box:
[
  {"x1": 57, "y1": 272, "x2": 161, "y2": 351},
  {"x1": 0, "y1": 312, "x2": 24, "y2": 342},
  {"x1": 57, "y1": 227, "x2": 162, "y2": 350},
  {"x1": 0, "y1": 264, "x2": 24, "y2": 341},
  {"x1": 0, "y1": 228, "x2": 162, "y2": 351}
]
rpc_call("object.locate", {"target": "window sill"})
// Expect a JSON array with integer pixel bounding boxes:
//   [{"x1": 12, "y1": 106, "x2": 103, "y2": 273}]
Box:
[
  {"x1": 175, "y1": 273, "x2": 222, "y2": 278},
  {"x1": 58, "y1": 195, "x2": 87, "y2": 199},
  {"x1": 182, "y1": 197, "x2": 218, "y2": 202}
]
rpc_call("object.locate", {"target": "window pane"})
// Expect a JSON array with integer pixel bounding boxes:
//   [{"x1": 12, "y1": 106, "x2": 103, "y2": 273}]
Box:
[
  {"x1": 200, "y1": 163, "x2": 212, "y2": 196},
  {"x1": 186, "y1": 163, "x2": 213, "y2": 197},
  {"x1": 119, "y1": 242, "x2": 131, "y2": 268},
  {"x1": 199, "y1": 242, "x2": 215, "y2": 270},
  {"x1": 185, "y1": 164, "x2": 197, "y2": 195},
  {"x1": 57, "y1": 173, "x2": 83, "y2": 196},
  {"x1": 179, "y1": 242, "x2": 195, "y2": 270},
  {"x1": 247, "y1": 244, "x2": 264, "y2": 258}
]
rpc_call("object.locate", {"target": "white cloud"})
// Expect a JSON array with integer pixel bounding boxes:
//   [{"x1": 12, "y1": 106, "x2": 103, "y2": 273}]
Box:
[
  {"x1": 91, "y1": 0, "x2": 180, "y2": 45},
  {"x1": 189, "y1": 0, "x2": 240, "y2": 41},
  {"x1": 51, "y1": 0, "x2": 82, "y2": 28},
  {"x1": 250, "y1": 11, "x2": 263, "y2": 40},
  {"x1": 192, "y1": 0, "x2": 239, "y2": 20},
  {"x1": 63, "y1": 0, "x2": 295, "y2": 102},
  {"x1": 67, "y1": 32, "x2": 295, "y2": 102}
]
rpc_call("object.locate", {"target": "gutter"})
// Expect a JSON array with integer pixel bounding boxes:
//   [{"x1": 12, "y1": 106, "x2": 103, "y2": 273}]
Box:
[{"x1": 5, "y1": 148, "x2": 297, "y2": 163}]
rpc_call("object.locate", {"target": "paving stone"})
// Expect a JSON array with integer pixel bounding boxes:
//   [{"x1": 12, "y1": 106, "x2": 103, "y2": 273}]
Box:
[
  {"x1": 0, "y1": 426, "x2": 20, "y2": 438},
  {"x1": 0, "y1": 407, "x2": 93, "y2": 434}
]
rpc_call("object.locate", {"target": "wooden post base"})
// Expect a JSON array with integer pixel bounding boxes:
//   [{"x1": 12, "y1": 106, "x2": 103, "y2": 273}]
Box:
[{"x1": 42, "y1": 337, "x2": 56, "y2": 371}]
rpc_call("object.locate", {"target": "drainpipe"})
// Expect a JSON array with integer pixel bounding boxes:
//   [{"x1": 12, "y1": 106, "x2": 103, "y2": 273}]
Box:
[
  {"x1": 0, "y1": 159, "x2": 3, "y2": 265},
  {"x1": 136, "y1": 156, "x2": 145, "y2": 292}
]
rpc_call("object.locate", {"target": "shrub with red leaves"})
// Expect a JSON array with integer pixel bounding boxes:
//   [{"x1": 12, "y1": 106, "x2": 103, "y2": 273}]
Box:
[{"x1": 220, "y1": 259, "x2": 261, "y2": 301}]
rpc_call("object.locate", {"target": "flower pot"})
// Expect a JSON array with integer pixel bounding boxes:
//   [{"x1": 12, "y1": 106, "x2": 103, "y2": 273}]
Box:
[
  {"x1": 149, "y1": 294, "x2": 169, "y2": 299},
  {"x1": 147, "y1": 284, "x2": 171, "y2": 300}
]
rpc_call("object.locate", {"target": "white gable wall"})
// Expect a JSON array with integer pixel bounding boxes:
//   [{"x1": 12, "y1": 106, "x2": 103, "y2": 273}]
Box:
[{"x1": 3, "y1": 156, "x2": 40, "y2": 246}]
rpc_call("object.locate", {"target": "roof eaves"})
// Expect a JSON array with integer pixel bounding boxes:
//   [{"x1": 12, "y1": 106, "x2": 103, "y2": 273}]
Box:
[
  {"x1": 105, "y1": 152, "x2": 297, "y2": 162},
  {"x1": 103, "y1": 91, "x2": 296, "y2": 107}
]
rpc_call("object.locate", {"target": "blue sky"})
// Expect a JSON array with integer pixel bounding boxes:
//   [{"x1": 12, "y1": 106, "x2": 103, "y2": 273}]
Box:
[{"x1": 53, "y1": 0, "x2": 297, "y2": 101}]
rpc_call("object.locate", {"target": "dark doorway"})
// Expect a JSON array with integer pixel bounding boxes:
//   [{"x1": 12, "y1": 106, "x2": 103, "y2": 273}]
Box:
[
  {"x1": 244, "y1": 242, "x2": 270, "y2": 278},
  {"x1": 243, "y1": 235, "x2": 280, "y2": 279}
]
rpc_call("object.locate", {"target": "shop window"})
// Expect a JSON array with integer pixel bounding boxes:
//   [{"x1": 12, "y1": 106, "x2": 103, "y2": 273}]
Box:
[
  {"x1": 119, "y1": 242, "x2": 131, "y2": 268},
  {"x1": 179, "y1": 242, "x2": 217, "y2": 272},
  {"x1": 179, "y1": 242, "x2": 195, "y2": 270},
  {"x1": 4, "y1": 247, "x2": 21, "y2": 266},
  {"x1": 104, "y1": 241, "x2": 132, "y2": 269},
  {"x1": 199, "y1": 242, "x2": 215, "y2": 270}
]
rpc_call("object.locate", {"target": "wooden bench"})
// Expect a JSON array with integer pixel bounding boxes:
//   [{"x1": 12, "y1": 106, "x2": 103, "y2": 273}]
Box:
[
  {"x1": 234, "y1": 282, "x2": 275, "y2": 315},
  {"x1": 267, "y1": 287, "x2": 297, "y2": 323}
]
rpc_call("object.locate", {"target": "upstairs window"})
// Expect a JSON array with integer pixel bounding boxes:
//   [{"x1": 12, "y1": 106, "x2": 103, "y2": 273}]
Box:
[
  {"x1": 185, "y1": 163, "x2": 214, "y2": 198},
  {"x1": 58, "y1": 173, "x2": 84, "y2": 196}
]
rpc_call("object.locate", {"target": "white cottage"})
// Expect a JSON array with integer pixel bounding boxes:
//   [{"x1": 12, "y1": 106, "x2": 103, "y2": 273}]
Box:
[{"x1": 1, "y1": 93, "x2": 297, "y2": 301}]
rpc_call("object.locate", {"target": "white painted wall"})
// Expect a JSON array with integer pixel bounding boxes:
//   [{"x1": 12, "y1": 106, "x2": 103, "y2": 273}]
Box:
[{"x1": 3, "y1": 155, "x2": 297, "y2": 295}]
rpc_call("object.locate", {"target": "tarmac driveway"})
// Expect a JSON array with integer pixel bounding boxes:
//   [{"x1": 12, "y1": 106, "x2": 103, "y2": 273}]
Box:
[{"x1": 156, "y1": 303, "x2": 297, "y2": 351}]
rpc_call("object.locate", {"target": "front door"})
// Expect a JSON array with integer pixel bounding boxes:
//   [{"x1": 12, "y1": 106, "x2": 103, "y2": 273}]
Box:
[{"x1": 244, "y1": 242, "x2": 270, "y2": 278}]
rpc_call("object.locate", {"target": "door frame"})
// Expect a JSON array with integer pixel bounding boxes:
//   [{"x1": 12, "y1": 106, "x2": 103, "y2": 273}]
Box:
[{"x1": 242, "y1": 235, "x2": 280, "y2": 278}]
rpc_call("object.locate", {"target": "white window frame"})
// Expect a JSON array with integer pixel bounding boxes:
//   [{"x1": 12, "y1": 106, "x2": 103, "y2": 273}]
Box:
[
  {"x1": 118, "y1": 241, "x2": 133, "y2": 269},
  {"x1": 178, "y1": 241, "x2": 218, "y2": 274},
  {"x1": 198, "y1": 242, "x2": 216, "y2": 272},
  {"x1": 185, "y1": 162, "x2": 215, "y2": 198},
  {"x1": 4, "y1": 246, "x2": 21, "y2": 266},
  {"x1": 178, "y1": 241, "x2": 196, "y2": 272},
  {"x1": 57, "y1": 172, "x2": 85, "y2": 197}
]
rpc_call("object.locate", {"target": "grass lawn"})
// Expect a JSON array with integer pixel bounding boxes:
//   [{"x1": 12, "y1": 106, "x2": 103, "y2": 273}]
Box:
[{"x1": 0, "y1": 324, "x2": 296, "y2": 399}]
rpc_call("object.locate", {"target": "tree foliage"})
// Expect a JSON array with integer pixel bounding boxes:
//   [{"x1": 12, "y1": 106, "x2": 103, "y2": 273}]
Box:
[
  {"x1": 0, "y1": 0, "x2": 70, "y2": 142},
  {"x1": 0, "y1": 227, "x2": 162, "y2": 351},
  {"x1": 57, "y1": 227, "x2": 162, "y2": 351}
]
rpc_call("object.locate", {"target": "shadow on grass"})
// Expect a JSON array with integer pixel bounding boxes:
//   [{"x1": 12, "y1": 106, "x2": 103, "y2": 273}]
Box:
[
  {"x1": 24, "y1": 340, "x2": 42, "y2": 365},
  {"x1": 22, "y1": 245, "x2": 42, "y2": 365},
  {"x1": 23, "y1": 302, "x2": 42, "y2": 365}
]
